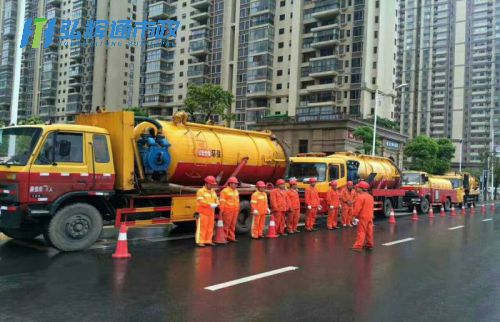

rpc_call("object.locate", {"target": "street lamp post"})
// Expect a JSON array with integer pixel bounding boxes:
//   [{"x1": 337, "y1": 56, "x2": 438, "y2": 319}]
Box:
[{"x1": 371, "y1": 84, "x2": 408, "y2": 156}]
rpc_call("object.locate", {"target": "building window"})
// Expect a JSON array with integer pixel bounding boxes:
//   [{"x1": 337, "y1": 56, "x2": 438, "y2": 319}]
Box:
[
  {"x1": 372, "y1": 77, "x2": 376, "y2": 84},
  {"x1": 276, "y1": 98, "x2": 281, "y2": 103},
  {"x1": 278, "y1": 56, "x2": 283, "y2": 62},
  {"x1": 372, "y1": 61, "x2": 377, "y2": 69},
  {"x1": 374, "y1": 31, "x2": 378, "y2": 38},
  {"x1": 277, "y1": 84, "x2": 282, "y2": 90},
  {"x1": 278, "y1": 42, "x2": 284, "y2": 48},
  {"x1": 299, "y1": 140, "x2": 308, "y2": 153},
  {"x1": 373, "y1": 46, "x2": 377, "y2": 54},
  {"x1": 280, "y1": 0, "x2": 285, "y2": 6},
  {"x1": 280, "y1": 14, "x2": 285, "y2": 21},
  {"x1": 375, "y1": 16, "x2": 379, "y2": 23},
  {"x1": 277, "y1": 70, "x2": 283, "y2": 76},
  {"x1": 279, "y1": 28, "x2": 285, "y2": 34}
]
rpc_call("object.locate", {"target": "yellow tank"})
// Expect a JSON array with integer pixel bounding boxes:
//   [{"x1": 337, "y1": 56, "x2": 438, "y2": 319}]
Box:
[
  {"x1": 334, "y1": 152, "x2": 401, "y2": 188},
  {"x1": 428, "y1": 176, "x2": 453, "y2": 190},
  {"x1": 77, "y1": 111, "x2": 287, "y2": 190}
]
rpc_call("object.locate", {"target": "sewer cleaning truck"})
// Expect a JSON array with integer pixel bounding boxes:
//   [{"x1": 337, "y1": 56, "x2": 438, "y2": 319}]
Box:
[
  {"x1": 401, "y1": 171, "x2": 458, "y2": 213},
  {"x1": 0, "y1": 111, "x2": 287, "y2": 251},
  {"x1": 286, "y1": 152, "x2": 406, "y2": 217},
  {"x1": 438, "y1": 171, "x2": 480, "y2": 207}
]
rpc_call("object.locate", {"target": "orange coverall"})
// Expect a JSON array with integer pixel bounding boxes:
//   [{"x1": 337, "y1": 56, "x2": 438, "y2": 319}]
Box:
[
  {"x1": 352, "y1": 191, "x2": 374, "y2": 249},
  {"x1": 305, "y1": 185, "x2": 320, "y2": 231},
  {"x1": 219, "y1": 187, "x2": 240, "y2": 241},
  {"x1": 251, "y1": 191, "x2": 268, "y2": 238},
  {"x1": 326, "y1": 188, "x2": 341, "y2": 229},
  {"x1": 286, "y1": 188, "x2": 301, "y2": 233},
  {"x1": 270, "y1": 188, "x2": 288, "y2": 234},
  {"x1": 195, "y1": 186, "x2": 219, "y2": 244},
  {"x1": 341, "y1": 188, "x2": 357, "y2": 226}
]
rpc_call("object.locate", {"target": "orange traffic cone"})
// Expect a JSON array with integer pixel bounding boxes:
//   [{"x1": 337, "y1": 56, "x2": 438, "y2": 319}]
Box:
[
  {"x1": 266, "y1": 215, "x2": 279, "y2": 238},
  {"x1": 214, "y1": 217, "x2": 227, "y2": 244},
  {"x1": 440, "y1": 205, "x2": 446, "y2": 217},
  {"x1": 411, "y1": 207, "x2": 419, "y2": 221},
  {"x1": 451, "y1": 205, "x2": 457, "y2": 216},
  {"x1": 429, "y1": 207, "x2": 435, "y2": 218},
  {"x1": 388, "y1": 208, "x2": 396, "y2": 224},
  {"x1": 112, "y1": 224, "x2": 131, "y2": 259},
  {"x1": 491, "y1": 203, "x2": 495, "y2": 212},
  {"x1": 461, "y1": 205, "x2": 466, "y2": 215},
  {"x1": 481, "y1": 204, "x2": 486, "y2": 215},
  {"x1": 470, "y1": 204, "x2": 475, "y2": 215}
]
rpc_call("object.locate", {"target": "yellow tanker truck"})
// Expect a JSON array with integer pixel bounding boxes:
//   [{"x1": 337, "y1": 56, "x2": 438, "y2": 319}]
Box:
[
  {"x1": 286, "y1": 152, "x2": 405, "y2": 217},
  {"x1": 401, "y1": 171, "x2": 458, "y2": 213},
  {"x1": 438, "y1": 172, "x2": 480, "y2": 207},
  {"x1": 0, "y1": 111, "x2": 287, "y2": 251}
]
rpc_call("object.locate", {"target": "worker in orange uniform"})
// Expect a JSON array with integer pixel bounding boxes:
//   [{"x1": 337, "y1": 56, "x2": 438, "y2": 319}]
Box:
[
  {"x1": 251, "y1": 181, "x2": 270, "y2": 239},
  {"x1": 286, "y1": 178, "x2": 301, "y2": 234},
  {"x1": 195, "y1": 176, "x2": 219, "y2": 247},
  {"x1": 326, "y1": 180, "x2": 341, "y2": 230},
  {"x1": 271, "y1": 179, "x2": 288, "y2": 236},
  {"x1": 351, "y1": 181, "x2": 374, "y2": 251},
  {"x1": 341, "y1": 181, "x2": 357, "y2": 228},
  {"x1": 305, "y1": 177, "x2": 321, "y2": 231},
  {"x1": 219, "y1": 176, "x2": 240, "y2": 242}
]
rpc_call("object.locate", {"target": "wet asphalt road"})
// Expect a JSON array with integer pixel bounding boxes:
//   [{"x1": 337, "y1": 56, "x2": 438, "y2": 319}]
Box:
[{"x1": 0, "y1": 206, "x2": 500, "y2": 322}]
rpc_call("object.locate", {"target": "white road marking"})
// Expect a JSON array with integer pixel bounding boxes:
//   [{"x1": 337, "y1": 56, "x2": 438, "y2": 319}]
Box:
[
  {"x1": 205, "y1": 266, "x2": 299, "y2": 291},
  {"x1": 448, "y1": 225, "x2": 465, "y2": 230},
  {"x1": 382, "y1": 238, "x2": 415, "y2": 246},
  {"x1": 482, "y1": 219, "x2": 493, "y2": 222}
]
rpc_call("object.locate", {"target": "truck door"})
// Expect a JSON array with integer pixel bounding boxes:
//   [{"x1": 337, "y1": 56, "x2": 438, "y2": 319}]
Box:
[
  {"x1": 87, "y1": 133, "x2": 114, "y2": 191},
  {"x1": 29, "y1": 131, "x2": 90, "y2": 203}
]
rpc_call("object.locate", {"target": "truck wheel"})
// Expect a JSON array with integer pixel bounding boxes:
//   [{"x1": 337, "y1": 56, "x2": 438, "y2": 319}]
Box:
[
  {"x1": 444, "y1": 198, "x2": 451, "y2": 211},
  {"x1": 1, "y1": 228, "x2": 42, "y2": 240},
  {"x1": 47, "y1": 203, "x2": 103, "y2": 251},
  {"x1": 383, "y1": 199, "x2": 393, "y2": 217},
  {"x1": 418, "y1": 197, "x2": 430, "y2": 214},
  {"x1": 236, "y1": 200, "x2": 251, "y2": 235}
]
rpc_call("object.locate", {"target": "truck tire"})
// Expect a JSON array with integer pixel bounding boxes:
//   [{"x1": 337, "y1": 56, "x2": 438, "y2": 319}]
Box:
[
  {"x1": 383, "y1": 198, "x2": 393, "y2": 217},
  {"x1": 418, "y1": 197, "x2": 430, "y2": 214},
  {"x1": 47, "y1": 203, "x2": 103, "y2": 251},
  {"x1": 236, "y1": 200, "x2": 251, "y2": 235},
  {"x1": 444, "y1": 198, "x2": 451, "y2": 211},
  {"x1": 1, "y1": 228, "x2": 42, "y2": 240}
]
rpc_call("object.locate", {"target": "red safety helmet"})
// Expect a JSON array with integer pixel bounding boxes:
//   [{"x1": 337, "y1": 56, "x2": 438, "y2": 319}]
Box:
[
  {"x1": 309, "y1": 177, "x2": 317, "y2": 183},
  {"x1": 358, "y1": 181, "x2": 370, "y2": 190},
  {"x1": 289, "y1": 178, "x2": 298, "y2": 185},
  {"x1": 276, "y1": 179, "x2": 285, "y2": 185},
  {"x1": 227, "y1": 176, "x2": 239, "y2": 184},
  {"x1": 347, "y1": 181, "x2": 354, "y2": 187},
  {"x1": 256, "y1": 181, "x2": 266, "y2": 188},
  {"x1": 204, "y1": 176, "x2": 217, "y2": 185},
  {"x1": 330, "y1": 180, "x2": 337, "y2": 187}
]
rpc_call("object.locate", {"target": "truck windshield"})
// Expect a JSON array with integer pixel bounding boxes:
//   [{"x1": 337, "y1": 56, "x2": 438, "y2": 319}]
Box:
[
  {"x1": 287, "y1": 163, "x2": 326, "y2": 182},
  {"x1": 0, "y1": 127, "x2": 42, "y2": 166},
  {"x1": 449, "y1": 179, "x2": 462, "y2": 189},
  {"x1": 402, "y1": 173, "x2": 421, "y2": 185}
]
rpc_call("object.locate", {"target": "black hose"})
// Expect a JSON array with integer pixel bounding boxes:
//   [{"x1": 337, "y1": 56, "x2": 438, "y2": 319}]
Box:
[{"x1": 134, "y1": 116, "x2": 163, "y2": 131}]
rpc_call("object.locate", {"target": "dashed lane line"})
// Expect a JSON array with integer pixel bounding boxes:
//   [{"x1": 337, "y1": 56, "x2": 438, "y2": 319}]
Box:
[
  {"x1": 382, "y1": 238, "x2": 415, "y2": 246},
  {"x1": 448, "y1": 225, "x2": 465, "y2": 231},
  {"x1": 482, "y1": 219, "x2": 493, "y2": 222},
  {"x1": 205, "y1": 266, "x2": 299, "y2": 291}
]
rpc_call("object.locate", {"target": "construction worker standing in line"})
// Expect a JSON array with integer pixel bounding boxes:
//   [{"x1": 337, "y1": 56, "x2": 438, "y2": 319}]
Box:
[
  {"x1": 251, "y1": 181, "x2": 269, "y2": 239},
  {"x1": 271, "y1": 179, "x2": 288, "y2": 236},
  {"x1": 195, "y1": 176, "x2": 219, "y2": 247},
  {"x1": 305, "y1": 177, "x2": 321, "y2": 231},
  {"x1": 219, "y1": 176, "x2": 240, "y2": 242},
  {"x1": 351, "y1": 181, "x2": 374, "y2": 252},
  {"x1": 286, "y1": 178, "x2": 301, "y2": 234},
  {"x1": 326, "y1": 180, "x2": 341, "y2": 230},
  {"x1": 341, "y1": 181, "x2": 357, "y2": 227}
]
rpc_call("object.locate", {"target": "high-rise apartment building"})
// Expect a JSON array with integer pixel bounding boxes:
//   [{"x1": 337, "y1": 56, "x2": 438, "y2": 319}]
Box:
[
  {"x1": 141, "y1": 0, "x2": 399, "y2": 129},
  {"x1": 397, "y1": 0, "x2": 498, "y2": 164},
  {"x1": 1, "y1": 0, "x2": 143, "y2": 123}
]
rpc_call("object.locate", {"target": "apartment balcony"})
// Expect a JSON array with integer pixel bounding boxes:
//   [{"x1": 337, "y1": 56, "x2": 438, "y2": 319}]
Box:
[
  {"x1": 40, "y1": 79, "x2": 58, "y2": 91},
  {"x1": 0, "y1": 111, "x2": 10, "y2": 121},
  {"x1": 189, "y1": 40, "x2": 210, "y2": 57},
  {"x1": 189, "y1": 27, "x2": 210, "y2": 41},
  {"x1": 309, "y1": 58, "x2": 340, "y2": 77},
  {"x1": 246, "y1": 82, "x2": 272, "y2": 98},
  {"x1": 188, "y1": 76, "x2": 210, "y2": 85},
  {"x1": 67, "y1": 94, "x2": 83, "y2": 114},
  {"x1": 142, "y1": 94, "x2": 174, "y2": 108},
  {"x1": 190, "y1": 10, "x2": 209, "y2": 24},
  {"x1": 312, "y1": 0, "x2": 340, "y2": 20},
  {"x1": 69, "y1": 66, "x2": 84, "y2": 78},
  {"x1": 306, "y1": 83, "x2": 336, "y2": 92},
  {"x1": 40, "y1": 88, "x2": 57, "y2": 99},
  {"x1": 46, "y1": 7, "x2": 61, "y2": 20},
  {"x1": 70, "y1": 46, "x2": 84, "y2": 60},
  {"x1": 250, "y1": 0, "x2": 275, "y2": 15},
  {"x1": 2, "y1": 19, "x2": 17, "y2": 38},
  {"x1": 46, "y1": 0, "x2": 62, "y2": 7},
  {"x1": 191, "y1": 0, "x2": 210, "y2": 10},
  {"x1": 149, "y1": 1, "x2": 175, "y2": 19},
  {"x1": 311, "y1": 29, "x2": 339, "y2": 48},
  {"x1": 187, "y1": 63, "x2": 210, "y2": 78}
]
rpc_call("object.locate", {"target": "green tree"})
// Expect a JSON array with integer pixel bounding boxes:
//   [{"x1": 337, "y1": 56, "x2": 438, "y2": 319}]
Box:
[
  {"x1": 404, "y1": 136, "x2": 455, "y2": 174},
  {"x1": 354, "y1": 126, "x2": 381, "y2": 155},
  {"x1": 366, "y1": 117, "x2": 399, "y2": 131},
  {"x1": 124, "y1": 107, "x2": 149, "y2": 117},
  {"x1": 18, "y1": 116, "x2": 44, "y2": 125},
  {"x1": 182, "y1": 83, "x2": 234, "y2": 124}
]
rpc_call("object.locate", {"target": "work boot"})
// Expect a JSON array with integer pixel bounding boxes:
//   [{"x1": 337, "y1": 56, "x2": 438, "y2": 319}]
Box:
[
  {"x1": 207, "y1": 243, "x2": 216, "y2": 246},
  {"x1": 294, "y1": 230, "x2": 301, "y2": 233},
  {"x1": 197, "y1": 243, "x2": 206, "y2": 247},
  {"x1": 351, "y1": 247, "x2": 362, "y2": 252}
]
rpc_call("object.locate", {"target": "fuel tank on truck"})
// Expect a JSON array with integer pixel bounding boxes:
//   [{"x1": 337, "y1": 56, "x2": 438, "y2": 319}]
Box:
[
  {"x1": 334, "y1": 152, "x2": 401, "y2": 189},
  {"x1": 155, "y1": 117, "x2": 287, "y2": 186}
]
